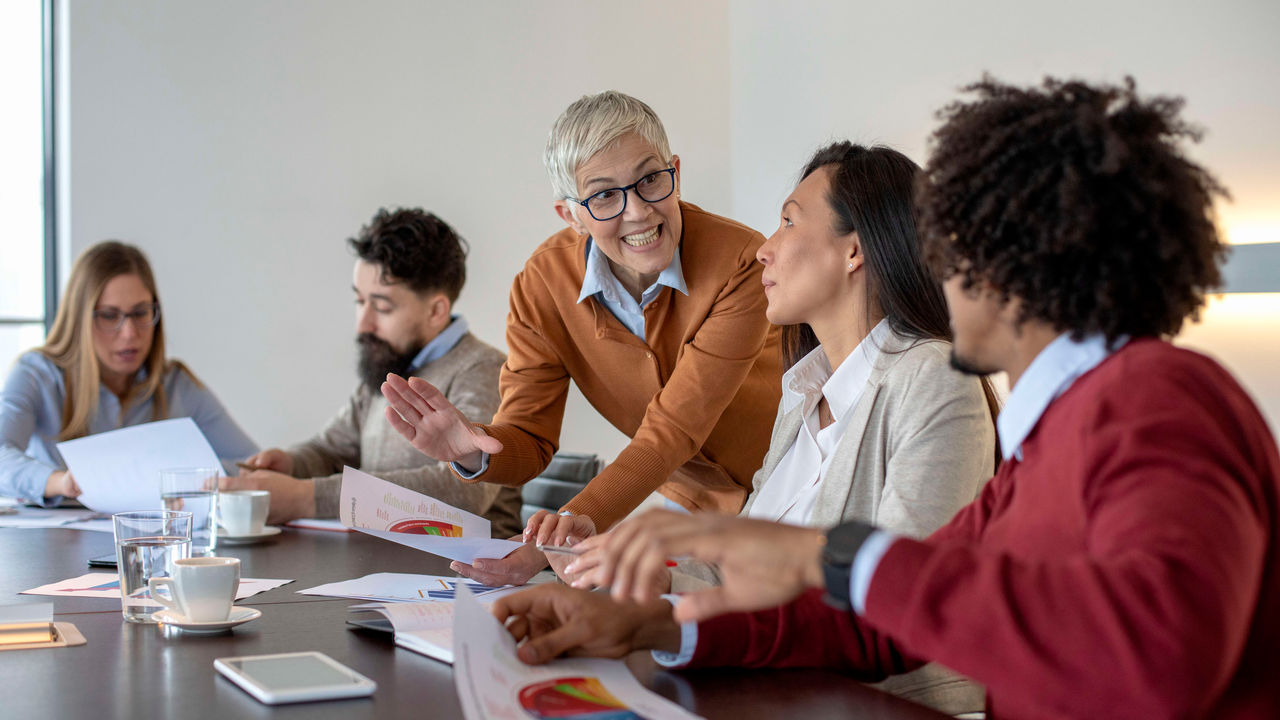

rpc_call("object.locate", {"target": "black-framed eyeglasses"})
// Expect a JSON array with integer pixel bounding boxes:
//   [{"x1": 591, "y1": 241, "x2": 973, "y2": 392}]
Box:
[
  {"x1": 93, "y1": 303, "x2": 161, "y2": 334},
  {"x1": 573, "y1": 167, "x2": 677, "y2": 222}
]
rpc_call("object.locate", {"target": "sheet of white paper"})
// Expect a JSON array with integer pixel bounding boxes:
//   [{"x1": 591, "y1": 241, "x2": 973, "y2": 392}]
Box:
[
  {"x1": 338, "y1": 467, "x2": 524, "y2": 563},
  {"x1": 55, "y1": 418, "x2": 223, "y2": 514},
  {"x1": 284, "y1": 518, "x2": 354, "y2": 532},
  {"x1": 452, "y1": 584, "x2": 704, "y2": 720},
  {"x1": 298, "y1": 572, "x2": 512, "y2": 602},
  {"x1": 21, "y1": 573, "x2": 292, "y2": 600},
  {"x1": 0, "y1": 509, "x2": 104, "y2": 529}
]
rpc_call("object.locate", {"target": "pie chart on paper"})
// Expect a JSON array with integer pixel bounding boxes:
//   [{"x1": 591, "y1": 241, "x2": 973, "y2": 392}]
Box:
[
  {"x1": 387, "y1": 519, "x2": 464, "y2": 537},
  {"x1": 517, "y1": 676, "x2": 641, "y2": 719}
]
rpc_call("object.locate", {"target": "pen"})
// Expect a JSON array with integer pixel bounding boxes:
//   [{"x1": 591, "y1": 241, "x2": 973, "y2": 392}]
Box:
[{"x1": 235, "y1": 461, "x2": 263, "y2": 472}]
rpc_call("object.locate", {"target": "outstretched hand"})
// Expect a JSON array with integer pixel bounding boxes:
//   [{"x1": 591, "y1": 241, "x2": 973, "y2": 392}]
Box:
[
  {"x1": 380, "y1": 373, "x2": 503, "y2": 470},
  {"x1": 568, "y1": 509, "x2": 827, "y2": 623}
]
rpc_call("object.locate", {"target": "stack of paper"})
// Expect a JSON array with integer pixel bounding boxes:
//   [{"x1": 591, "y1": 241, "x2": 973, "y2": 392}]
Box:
[{"x1": 349, "y1": 602, "x2": 457, "y2": 664}]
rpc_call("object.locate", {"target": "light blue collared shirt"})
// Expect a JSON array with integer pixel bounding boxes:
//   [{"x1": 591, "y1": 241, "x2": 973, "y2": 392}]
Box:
[
  {"x1": 408, "y1": 316, "x2": 469, "y2": 372},
  {"x1": 847, "y1": 331, "x2": 1125, "y2": 613},
  {"x1": 576, "y1": 238, "x2": 688, "y2": 340},
  {"x1": 0, "y1": 351, "x2": 259, "y2": 506}
]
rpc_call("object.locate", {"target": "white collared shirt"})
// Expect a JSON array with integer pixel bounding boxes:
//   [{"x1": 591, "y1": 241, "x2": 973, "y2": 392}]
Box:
[{"x1": 747, "y1": 320, "x2": 892, "y2": 525}]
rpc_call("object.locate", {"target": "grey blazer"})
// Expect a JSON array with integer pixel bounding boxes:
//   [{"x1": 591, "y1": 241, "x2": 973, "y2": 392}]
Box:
[{"x1": 674, "y1": 331, "x2": 995, "y2": 716}]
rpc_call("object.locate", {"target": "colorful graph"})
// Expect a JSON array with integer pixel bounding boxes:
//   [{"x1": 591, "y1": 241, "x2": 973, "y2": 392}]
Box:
[
  {"x1": 387, "y1": 519, "x2": 463, "y2": 537},
  {"x1": 518, "y1": 676, "x2": 640, "y2": 719}
]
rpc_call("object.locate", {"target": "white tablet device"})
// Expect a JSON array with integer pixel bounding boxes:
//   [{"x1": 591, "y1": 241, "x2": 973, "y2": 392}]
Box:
[{"x1": 214, "y1": 651, "x2": 376, "y2": 704}]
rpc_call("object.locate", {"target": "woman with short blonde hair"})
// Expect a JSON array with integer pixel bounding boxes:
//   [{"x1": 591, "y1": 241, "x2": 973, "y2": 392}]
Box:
[{"x1": 0, "y1": 241, "x2": 257, "y2": 504}]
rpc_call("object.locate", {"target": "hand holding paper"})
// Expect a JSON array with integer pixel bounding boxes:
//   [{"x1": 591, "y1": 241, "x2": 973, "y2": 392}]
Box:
[
  {"x1": 338, "y1": 467, "x2": 524, "y2": 565},
  {"x1": 56, "y1": 418, "x2": 222, "y2": 514}
]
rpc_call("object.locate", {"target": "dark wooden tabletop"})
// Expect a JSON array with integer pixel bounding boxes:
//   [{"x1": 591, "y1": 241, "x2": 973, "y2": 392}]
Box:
[{"x1": 0, "y1": 526, "x2": 946, "y2": 719}]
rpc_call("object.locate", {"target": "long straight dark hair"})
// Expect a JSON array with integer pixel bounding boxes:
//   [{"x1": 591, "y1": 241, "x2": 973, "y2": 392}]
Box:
[{"x1": 781, "y1": 141, "x2": 1002, "y2": 465}]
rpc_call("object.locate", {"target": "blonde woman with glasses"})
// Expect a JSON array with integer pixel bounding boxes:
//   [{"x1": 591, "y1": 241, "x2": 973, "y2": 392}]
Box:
[{"x1": 0, "y1": 241, "x2": 257, "y2": 506}]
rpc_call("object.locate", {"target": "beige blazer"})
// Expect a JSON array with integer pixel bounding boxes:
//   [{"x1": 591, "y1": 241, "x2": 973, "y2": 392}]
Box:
[{"x1": 674, "y1": 330, "x2": 995, "y2": 716}]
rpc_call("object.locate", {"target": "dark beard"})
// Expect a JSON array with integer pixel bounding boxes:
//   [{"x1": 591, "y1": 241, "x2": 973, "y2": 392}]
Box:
[
  {"x1": 357, "y1": 333, "x2": 419, "y2": 392},
  {"x1": 949, "y1": 348, "x2": 997, "y2": 377}
]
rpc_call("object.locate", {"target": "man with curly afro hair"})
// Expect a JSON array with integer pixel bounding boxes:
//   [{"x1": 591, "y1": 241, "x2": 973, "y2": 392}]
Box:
[
  {"x1": 220, "y1": 208, "x2": 522, "y2": 538},
  {"x1": 485, "y1": 77, "x2": 1280, "y2": 720}
]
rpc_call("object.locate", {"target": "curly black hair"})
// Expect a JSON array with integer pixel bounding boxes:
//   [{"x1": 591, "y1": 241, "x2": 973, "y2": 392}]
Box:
[
  {"x1": 918, "y1": 76, "x2": 1230, "y2": 342},
  {"x1": 348, "y1": 208, "x2": 469, "y2": 302}
]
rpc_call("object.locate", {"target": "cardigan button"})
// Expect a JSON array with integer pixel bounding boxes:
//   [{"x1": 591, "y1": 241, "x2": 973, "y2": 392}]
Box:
[{"x1": 645, "y1": 352, "x2": 653, "y2": 359}]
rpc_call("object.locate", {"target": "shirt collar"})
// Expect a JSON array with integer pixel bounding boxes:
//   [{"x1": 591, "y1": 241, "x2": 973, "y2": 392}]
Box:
[
  {"x1": 997, "y1": 332, "x2": 1126, "y2": 461},
  {"x1": 780, "y1": 319, "x2": 891, "y2": 418},
  {"x1": 577, "y1": 238, "x2": 688, "y2": 305},
  {"x1": 408, "y1": 315, "x2": 468, "y2": 372}
]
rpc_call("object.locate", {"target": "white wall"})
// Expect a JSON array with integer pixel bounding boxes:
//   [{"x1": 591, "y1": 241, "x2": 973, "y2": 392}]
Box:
[
  {"x1": 64, "y1": 0, "x2": 731, "y2": 458},
  {"x1": 728, "y1": 0, "x2": 1280, "y2": 433},
  {"x1": 60, "y1": 0, "x2": 1280, "y2": 455}
]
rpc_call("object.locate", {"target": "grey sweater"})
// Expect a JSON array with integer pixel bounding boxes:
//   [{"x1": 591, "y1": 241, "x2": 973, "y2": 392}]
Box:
[{"x1": 291, "y1": 332, "x2": 522, "y2": 538}]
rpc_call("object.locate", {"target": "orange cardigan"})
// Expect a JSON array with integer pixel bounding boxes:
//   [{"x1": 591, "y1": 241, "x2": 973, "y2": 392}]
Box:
[{"x1": 461, "y1": 202, "x2": 782, "y2": 530}]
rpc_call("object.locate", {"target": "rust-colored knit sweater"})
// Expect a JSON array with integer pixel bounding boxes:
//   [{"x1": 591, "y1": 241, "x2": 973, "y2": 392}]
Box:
[{"x1": 459, "y1": 202, "x2": 782, "y2": 530}]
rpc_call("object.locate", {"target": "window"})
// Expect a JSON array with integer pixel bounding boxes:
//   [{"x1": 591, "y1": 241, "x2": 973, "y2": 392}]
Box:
[{"x1": 0, "y1": 0, "x2": 54, "y2": 368}]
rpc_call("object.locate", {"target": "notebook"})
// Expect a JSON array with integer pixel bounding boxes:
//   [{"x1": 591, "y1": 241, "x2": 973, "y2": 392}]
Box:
[{"x1": 348, "y1": 602, "x2": 455, "y2": 664}]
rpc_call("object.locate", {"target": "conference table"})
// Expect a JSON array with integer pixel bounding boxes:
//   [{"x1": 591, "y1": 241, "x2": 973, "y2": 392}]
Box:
[{"x1": 0, "y1": 524, "x2": 947, "y2": 719}]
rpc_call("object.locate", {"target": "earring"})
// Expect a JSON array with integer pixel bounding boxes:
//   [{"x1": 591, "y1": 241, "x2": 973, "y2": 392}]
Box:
[{"x1": 847, "y1": 262, "x2": 854, "y2": 271}]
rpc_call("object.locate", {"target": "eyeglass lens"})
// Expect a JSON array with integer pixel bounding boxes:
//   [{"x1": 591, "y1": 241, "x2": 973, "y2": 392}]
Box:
[
  {"x1": 94, "y1": 305, "x2": 159, "y2": 333},
  {"x1": 585, "y1": 169, "x2": 675, "y2": 221}
]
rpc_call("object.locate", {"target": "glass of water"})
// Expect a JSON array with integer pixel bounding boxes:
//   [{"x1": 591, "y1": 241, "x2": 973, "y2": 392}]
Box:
[
  {"x1": 159, "y1": 467, "x2": 220, "y2": 556},
  {"x1": 113, "y1": 510, "x2": 192, "y2": 623}
]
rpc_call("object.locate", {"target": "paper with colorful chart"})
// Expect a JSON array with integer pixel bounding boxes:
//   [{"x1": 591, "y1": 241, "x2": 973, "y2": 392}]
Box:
[
  {"x1": 338, "y1": 467, "x2": 524, "y2": 564},
  {"x1": 452, "y1": 584, "x2": 703, "y2": 720}
]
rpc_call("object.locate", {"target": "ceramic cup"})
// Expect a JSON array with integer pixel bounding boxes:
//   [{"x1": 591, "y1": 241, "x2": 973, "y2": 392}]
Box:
[
  {"x1": 218, "y1": 490, "x2": 270, "y2": 536},
  {"x1": 147, "y1": 556, "x2": 240, "y2": 622}
]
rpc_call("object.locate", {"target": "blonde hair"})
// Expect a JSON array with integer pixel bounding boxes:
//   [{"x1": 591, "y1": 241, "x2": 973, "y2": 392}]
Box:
[
  {"x1": 39, "y1": 241, "x2": 193, "y2": 441},
  {"x1": 543, "y1": 91, "x2": 673, "y2": 208}
]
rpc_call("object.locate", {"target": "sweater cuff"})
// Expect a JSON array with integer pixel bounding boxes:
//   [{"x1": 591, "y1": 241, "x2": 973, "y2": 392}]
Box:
[
  {"x1": 561, "y1": 444, "x2": 669, "y2": 531},
  {"x1": 311, "y1": 474, "x2": 342, "y2": 518},
  {"x1": 451, "y1": 424, "x2": 548, "y2": 487}
]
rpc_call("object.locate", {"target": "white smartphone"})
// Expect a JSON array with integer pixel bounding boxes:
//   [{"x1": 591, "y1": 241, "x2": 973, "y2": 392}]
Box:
[{"x1": 214, "y1": 651, "x2": 376, "y2": 705}]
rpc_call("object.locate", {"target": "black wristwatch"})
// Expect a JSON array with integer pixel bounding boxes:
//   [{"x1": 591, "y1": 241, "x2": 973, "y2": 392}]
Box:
[{"x1": 820, "y1": 520, "x2": 877, "y2": 611}]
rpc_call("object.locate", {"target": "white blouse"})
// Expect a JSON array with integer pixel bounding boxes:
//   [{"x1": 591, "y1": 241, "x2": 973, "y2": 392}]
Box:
[{"x1": 747, "y1": 320, "x2": 891, "y2": 524}]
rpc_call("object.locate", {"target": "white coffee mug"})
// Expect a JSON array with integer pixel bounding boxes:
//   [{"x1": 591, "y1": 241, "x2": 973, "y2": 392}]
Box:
[
  {"x1": 219, "y1": 490, "x2": 270, "y2": 536},
  {"x1": 148, "y1": 556, "x2": 240, "y2": 622}
]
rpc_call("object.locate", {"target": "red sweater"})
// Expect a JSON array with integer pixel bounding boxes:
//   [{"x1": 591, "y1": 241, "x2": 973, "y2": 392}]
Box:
[{"x1": 691, "y1": 339, "x2": 1280, "y2": 719}]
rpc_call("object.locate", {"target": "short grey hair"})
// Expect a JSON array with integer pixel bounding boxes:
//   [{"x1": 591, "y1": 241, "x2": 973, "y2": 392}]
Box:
[{"x1": 543, "y1": 90, "x2": 673, "y2": 205}]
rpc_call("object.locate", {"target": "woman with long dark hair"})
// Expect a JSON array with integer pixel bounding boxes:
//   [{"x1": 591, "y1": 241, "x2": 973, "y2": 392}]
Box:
[{"x1": 564, "y1": 141, "x2": 998, "y2": 714}]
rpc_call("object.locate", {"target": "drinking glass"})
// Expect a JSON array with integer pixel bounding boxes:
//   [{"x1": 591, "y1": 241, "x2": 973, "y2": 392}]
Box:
[
  {"x1": 113, "y1": 510, "x2": 192, "y2": 623},
  {"x1": 159, "y1": 467, "x2": 220, "y2": 556}
]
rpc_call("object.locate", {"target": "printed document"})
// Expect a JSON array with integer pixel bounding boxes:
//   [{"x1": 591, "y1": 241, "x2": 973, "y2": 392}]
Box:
[
  {"x1": 452, "y1": 584, "x2": 703, "y2": 720},
  {"x1": 339, "y1": 467, "x2": 523, "y2": 563},
  {"x1": 56, "y1": 418, "x2": 222, "y2": 514}
]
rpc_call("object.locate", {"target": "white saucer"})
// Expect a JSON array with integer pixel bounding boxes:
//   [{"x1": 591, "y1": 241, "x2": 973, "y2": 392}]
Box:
[
  {"x1": 217, "y1": 526, "x2": 282, "y2": 544},
  {"x1": 154, "y1": 606, "x2": 262, "y2": 634}
]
